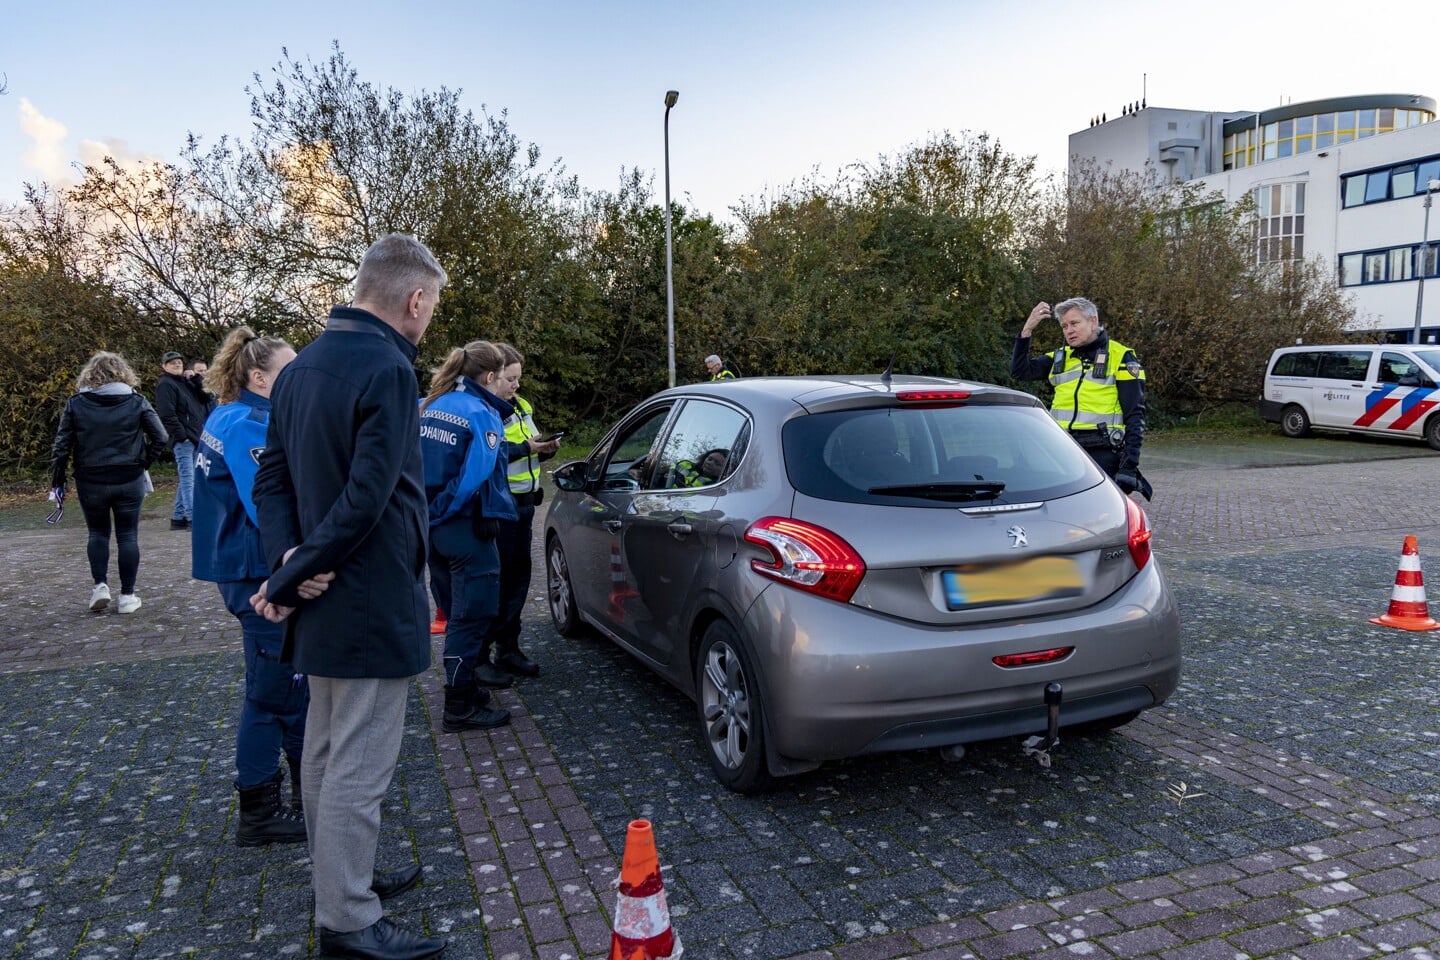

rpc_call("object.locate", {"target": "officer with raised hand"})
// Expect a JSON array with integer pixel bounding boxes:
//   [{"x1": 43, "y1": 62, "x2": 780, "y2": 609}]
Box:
[{"x1": 1010, "y1": 297, "x2": 1150, "y2": 498}]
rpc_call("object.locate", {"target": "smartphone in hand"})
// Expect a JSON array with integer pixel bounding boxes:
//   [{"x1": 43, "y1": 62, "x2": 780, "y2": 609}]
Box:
[{"x1": 537, "y1": 431, "x2": 566, "y2": 444}]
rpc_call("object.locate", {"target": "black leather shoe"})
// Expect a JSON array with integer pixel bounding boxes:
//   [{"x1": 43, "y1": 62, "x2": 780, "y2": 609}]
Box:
[
  {"x1": 472, "y1": 661, "x2": 514, "y2": 688},
  {"x1": 371, "y1": 864, "x2": 422, "y2": 901},
  {"x1": 318, "y1": 917, "x2": 445, "y2": 959},
  {"x1": 495, "y1": 649, "x2": 541, "y2": 677},
  {"x1": 169, "y1": 518, "x2": 189, "y2": 530}
]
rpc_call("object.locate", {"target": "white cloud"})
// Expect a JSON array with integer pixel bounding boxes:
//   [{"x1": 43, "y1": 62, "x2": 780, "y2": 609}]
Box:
[
  {"x1": 77, "y1": 137, "x2": 165, "y2": 176},
  {"x1": 18, "y1": 97, "x2": 70, "y2": 184}
]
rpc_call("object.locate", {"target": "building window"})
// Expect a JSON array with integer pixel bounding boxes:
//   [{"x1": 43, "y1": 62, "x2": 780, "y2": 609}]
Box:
[
  {"x1": 1223, "y1": 105, "x2": 1435, "y2": 171},
  {"x1": 1339, "y1": 243, "x2": 1440, "y2": 286},
  {"x1": 1255, "y1": 182, "x2": 1306, "y2": 263},
  {"x1": 1341, "y1": 153, "x2": 1440, "y2": 208}
]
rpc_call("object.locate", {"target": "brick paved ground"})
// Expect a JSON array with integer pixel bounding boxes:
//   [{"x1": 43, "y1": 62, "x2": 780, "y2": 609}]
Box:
[{"x1": 3, "y1": 431, "x2": 1440, "y2": 959}]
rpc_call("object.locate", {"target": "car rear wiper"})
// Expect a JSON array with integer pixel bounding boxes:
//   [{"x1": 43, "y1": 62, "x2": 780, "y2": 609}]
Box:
[{"x1": 868, "y1": 481, "x2": 1006, "y2": 501}]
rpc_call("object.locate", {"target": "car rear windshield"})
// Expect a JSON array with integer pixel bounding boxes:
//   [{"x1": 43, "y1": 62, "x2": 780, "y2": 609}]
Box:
[{"x1": 782, "y1": 403, "x2": 1103, "y2": 507}]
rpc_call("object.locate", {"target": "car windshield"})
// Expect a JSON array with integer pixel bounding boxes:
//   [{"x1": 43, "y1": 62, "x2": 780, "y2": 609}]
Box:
[{"x1": 782, "y1": 403, "x2": 1103, "y2": 506}]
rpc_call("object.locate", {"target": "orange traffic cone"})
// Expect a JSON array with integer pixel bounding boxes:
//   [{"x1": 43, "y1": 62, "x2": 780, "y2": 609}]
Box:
[
  {"x1": 1371, "y1": 536, "x2": 1440, "y2": 631},
  {"x1": 609, "y1": 820, "x2": 681, "y2": 959},
  {"x1": 429, "y1": 608, "x2": 447, "y2": 636}
]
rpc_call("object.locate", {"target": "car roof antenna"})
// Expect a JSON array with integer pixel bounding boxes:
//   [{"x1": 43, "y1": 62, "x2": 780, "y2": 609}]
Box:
[{"x1": 880, "y1": 350, "x2": 897, "y2": 389}]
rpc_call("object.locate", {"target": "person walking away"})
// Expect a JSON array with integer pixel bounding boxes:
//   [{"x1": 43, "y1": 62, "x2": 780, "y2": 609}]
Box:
[
  {"x1": 1009, "y1": 297, "x2": 1150, "y2": 498},
  {"x1": 51, "y1": 351, "x2": 169, "y2": 614},
  {"x1": 705, "y1": 353, "x2": 736, "y2": 381},
  {"x1": 489, "y1": 343, "x2": 560, "y2": 678},
  {"x1": 419, "y1": 340, "x2": 518, "y2": 726},
  {"x1": 154, "y1": 351, "x2": 209, "y2": 529},
  {"x1": 192, "y1": 326, "x2": 318, "y2": 847},
  {"x1": 251, "y1": 233, "x2": 449, "y2": 959}
]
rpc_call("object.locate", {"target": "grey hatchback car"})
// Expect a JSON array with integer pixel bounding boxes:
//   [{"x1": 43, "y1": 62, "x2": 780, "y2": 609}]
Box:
[{"x1": 545, "y1": 375, "x2": 1180, "y2": 792}]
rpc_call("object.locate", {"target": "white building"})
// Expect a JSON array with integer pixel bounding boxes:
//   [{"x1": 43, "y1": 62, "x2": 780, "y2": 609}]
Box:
[{"x1": 1068, "y1": 94, "x2": 1440, "y2": 341}]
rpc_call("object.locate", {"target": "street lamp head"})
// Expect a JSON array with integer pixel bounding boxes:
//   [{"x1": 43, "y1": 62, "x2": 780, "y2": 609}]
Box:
[
  {"x1": 1429, "y1": 178, "x2": 1440, "y2": 193},
  {"x1": 665, "y1": 90, "x2": 679, "y2": 108}
]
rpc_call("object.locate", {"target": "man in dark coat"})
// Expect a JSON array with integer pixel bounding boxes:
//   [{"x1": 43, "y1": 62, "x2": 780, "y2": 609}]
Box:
[
  {"x1": 154, "y1": 351, "x2": 209, "y2": 529},
  {"x1": 252, "y1": 233, "x2": 449, "y2": 960}
]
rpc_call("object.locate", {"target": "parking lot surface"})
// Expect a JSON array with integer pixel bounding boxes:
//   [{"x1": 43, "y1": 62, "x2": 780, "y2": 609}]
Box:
[{"x1": 3, "y1": 430, "x2": 1440, "y2": 959}]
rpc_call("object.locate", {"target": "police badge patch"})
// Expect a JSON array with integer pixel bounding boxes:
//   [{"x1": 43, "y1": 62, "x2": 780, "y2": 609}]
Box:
[
  {"x1": 485, "y1": 431, "x2": 499, "y2": 449},
  {"x1": 1126, "y1": 360, "x2": 1143, "y2": 377},
  {"x1": 249, "y1": 446, "x2": 265, "y2": 465}
]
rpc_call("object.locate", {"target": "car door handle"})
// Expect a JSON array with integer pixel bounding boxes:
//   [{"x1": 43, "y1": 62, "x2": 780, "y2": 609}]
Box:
[
  {"x1": 667, "y1": 521, "x2": 694, "y2": 536},
  {"x1": 602, "y1": 519, "x2": 621, "y2": 532}
]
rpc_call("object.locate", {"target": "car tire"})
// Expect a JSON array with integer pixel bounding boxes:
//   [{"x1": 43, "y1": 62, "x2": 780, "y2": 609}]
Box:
[
  {"x1": 1279, "y1": 404, "x2": 1311, "y2": 439},
  {"x1": 695, "y1": 620, "x2": 772, "y2": 793},
  {"x1": 1426, "y1": 414, "x2": 1440, "y2": 451},
  {"x1": 546, "y1": 536, "x2": 584, "y2": 638}
]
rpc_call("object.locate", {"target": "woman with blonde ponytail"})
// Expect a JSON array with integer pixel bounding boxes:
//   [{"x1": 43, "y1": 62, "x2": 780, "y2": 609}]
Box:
[
  {"x1": 419, "y1": 340, "x2": 518, "y2": 732},
  {"x1": 192, "y1": 326, "x2": 328, "y2": 847}
]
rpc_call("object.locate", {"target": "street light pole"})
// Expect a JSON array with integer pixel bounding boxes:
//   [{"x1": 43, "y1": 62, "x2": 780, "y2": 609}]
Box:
[
  {"x1": 663, "y1": 89, "x2": 679, "y2": 388},
  {"x1": 1414, "y1": 178, "x2": 1440, "y2": 345}
]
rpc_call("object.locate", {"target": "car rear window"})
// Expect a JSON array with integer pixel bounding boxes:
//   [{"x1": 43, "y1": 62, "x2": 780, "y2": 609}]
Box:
[{"x1": 782, "y1": 404, "x2": 1102, "y2": 507}]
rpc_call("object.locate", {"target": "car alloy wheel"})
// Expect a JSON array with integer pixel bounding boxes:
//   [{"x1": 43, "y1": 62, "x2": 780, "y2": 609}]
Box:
[
  {"x1": 547, "y1": 538, "x2": 583, "y2": 638},
  {"x1": 696, "y1": 620, "x2": 771, "y2": 793}
]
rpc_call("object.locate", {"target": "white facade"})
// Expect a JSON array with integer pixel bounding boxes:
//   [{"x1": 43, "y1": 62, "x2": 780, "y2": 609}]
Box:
[{"x1": 1068, "y1": 95, "x2": 1440, "y2": 339}]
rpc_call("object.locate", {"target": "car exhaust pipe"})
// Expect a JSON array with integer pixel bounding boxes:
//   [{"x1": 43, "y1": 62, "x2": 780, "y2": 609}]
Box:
[{"x1": 1022, "y1": 682, "x2": 1064, "y2": 767}]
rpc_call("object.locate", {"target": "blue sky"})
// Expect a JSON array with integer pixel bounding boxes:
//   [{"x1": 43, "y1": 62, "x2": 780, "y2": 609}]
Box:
[{"x1": 3, "y1": 0, "x2": 1437, "y2": 221}]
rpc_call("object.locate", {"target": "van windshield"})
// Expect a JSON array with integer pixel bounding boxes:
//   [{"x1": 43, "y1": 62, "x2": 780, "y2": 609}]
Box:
[{"x1": 1412, "y1": 350, "x2": 1440, "y2": 378}]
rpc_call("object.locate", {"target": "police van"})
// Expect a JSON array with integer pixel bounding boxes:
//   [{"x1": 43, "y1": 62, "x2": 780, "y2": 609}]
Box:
[{"x1": 1260, "y1": 343, "x2": 1440, "y2": 449}]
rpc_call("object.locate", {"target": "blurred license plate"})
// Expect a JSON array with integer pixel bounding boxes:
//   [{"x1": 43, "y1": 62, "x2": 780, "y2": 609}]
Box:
[{"x1": 942, "y1": 556, "x2": 1083, "y2": 609}]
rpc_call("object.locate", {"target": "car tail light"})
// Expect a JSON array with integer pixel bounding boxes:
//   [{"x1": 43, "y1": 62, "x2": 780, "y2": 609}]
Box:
[
  {"x1": 745, "y1": 517, "x2": 866, "y2": 603},
  {"x1": 992, "y1": 646, "x2": 1075, "y2": 667},
  {"x1": 896, "y1": 389, "x2": 971, "y2": 406},
  {"x1": 1125, "y1": 496, "x2": 1152, "y2": 570}
]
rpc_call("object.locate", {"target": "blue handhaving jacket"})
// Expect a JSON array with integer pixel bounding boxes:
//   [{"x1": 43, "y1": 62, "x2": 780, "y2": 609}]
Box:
[
  {"x1": 192, "y1": 390, "x2": 272, "y2": 583},
  {"x1": 420, "y1": 378, "x2": 518, "y2": 526}
]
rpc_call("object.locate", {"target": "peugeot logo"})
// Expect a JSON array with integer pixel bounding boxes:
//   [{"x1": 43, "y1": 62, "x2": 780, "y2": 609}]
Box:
[{"x1": 1007, "y1": 525, "x2": 1028, "y2": 548}]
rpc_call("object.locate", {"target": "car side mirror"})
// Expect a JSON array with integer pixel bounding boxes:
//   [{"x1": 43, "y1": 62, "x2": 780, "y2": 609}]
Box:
[{"x1": 552, "y1": 460, "x2": 589, "y2": 492}]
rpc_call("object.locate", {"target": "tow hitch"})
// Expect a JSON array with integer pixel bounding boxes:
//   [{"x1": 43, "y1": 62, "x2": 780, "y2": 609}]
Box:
[{"x1": 1021, "y1": 682, "x2": 1063, "y2": 768}]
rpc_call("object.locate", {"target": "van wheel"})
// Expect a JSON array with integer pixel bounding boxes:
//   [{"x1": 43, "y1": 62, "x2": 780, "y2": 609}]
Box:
[
  {"x1": 1280, "y1": 404, "x2": 1311, "y2": 438},
  {"x1": 1426, "y1": 414, "x2": 1440, "y2": 451},
  {"x1": 696, "y1": 621, "x2": 772, "y2": 793}
]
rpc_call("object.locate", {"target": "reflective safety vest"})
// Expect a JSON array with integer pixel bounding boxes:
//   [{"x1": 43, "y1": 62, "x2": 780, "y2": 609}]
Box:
[
  {"x1": 672, "y1": 460, "x2": 712, "y2": 487},
  {"x1": 710, "y1": 369, "x2": 736, "y2": 381},
  {"x1": 504, "y1": 395, "x2": 541, "y2": 494},
  {"x1": 1046, "y1": 338, "x2": 1144, "y2": 435}
]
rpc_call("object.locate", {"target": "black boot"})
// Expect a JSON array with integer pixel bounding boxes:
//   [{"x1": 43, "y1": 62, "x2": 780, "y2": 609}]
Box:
[
  {"x1": 472, "y1": 656, "x2": 514, "y2": 688},
  {"x1": 495, "y1": 647, "x2": 540, "y2": 677},
  {"x1": 235, "y1": 769, "x2": 308, "y2": 847},
  {"x1": 442, "y1": 684, "x2": 509, "y2": 732},
  {"x1": 287, "y1": 754, "x2": 303, "y2": 814}
]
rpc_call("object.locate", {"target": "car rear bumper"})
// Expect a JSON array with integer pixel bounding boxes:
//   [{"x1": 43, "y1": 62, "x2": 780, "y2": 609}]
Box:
[
  {"x1": 1258, "y1": 399, "x2": 1284, "y2": 423},
  {"x1": 742, "y1": 560, "x2": 1181, "y2": 762}
]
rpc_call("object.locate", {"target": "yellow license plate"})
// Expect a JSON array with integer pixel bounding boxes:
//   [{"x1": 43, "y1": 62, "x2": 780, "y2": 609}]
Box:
[{"x1": 942, "y1": 556, "x2": 1084, "y2": 609}]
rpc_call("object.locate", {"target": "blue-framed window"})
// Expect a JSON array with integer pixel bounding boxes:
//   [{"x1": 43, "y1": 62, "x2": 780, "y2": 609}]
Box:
[
  {"x1": 1341, "y1": 153, "x2": 1440, "y2": 208},
  {"x1": 1339, "y1": 242, "x2": 1440, "y2": 286}
]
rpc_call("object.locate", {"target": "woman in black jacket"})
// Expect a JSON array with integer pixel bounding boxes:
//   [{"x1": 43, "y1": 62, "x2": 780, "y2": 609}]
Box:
[{"x1": 50, "y1": 351, "x2": 169, "y2": 613}]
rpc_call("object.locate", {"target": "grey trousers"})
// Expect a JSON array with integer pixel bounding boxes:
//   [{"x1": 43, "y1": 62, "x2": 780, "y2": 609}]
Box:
[{"x1": 302, "y1": 675, "x2": 411, "y2": 932}]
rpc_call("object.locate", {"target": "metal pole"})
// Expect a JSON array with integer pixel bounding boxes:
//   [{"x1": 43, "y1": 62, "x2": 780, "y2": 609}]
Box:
[
  {"x1": 1415, "y1": 183, "x2": 1437, "y2": 345},
  {"x1": 663, "y1": 90, "x2": 679, "y2": 388}
]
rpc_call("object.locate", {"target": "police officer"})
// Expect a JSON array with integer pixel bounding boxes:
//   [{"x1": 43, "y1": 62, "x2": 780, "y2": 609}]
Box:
[
  {"x1": 705, "y1": 354, "x2": 736, "y2": 381},
  {"x1": 192, "y1": 326, "x2": 328, "y2": 846},
  {"x1": 419, "y1": 340, "x2": 516, "y2": 732},
  {"x1": 487, "y1": 343, "x2": 559, "y2": 678},
  {"x1": 1010, "y1": 297, "x2": 1149, "y2": 498}
]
